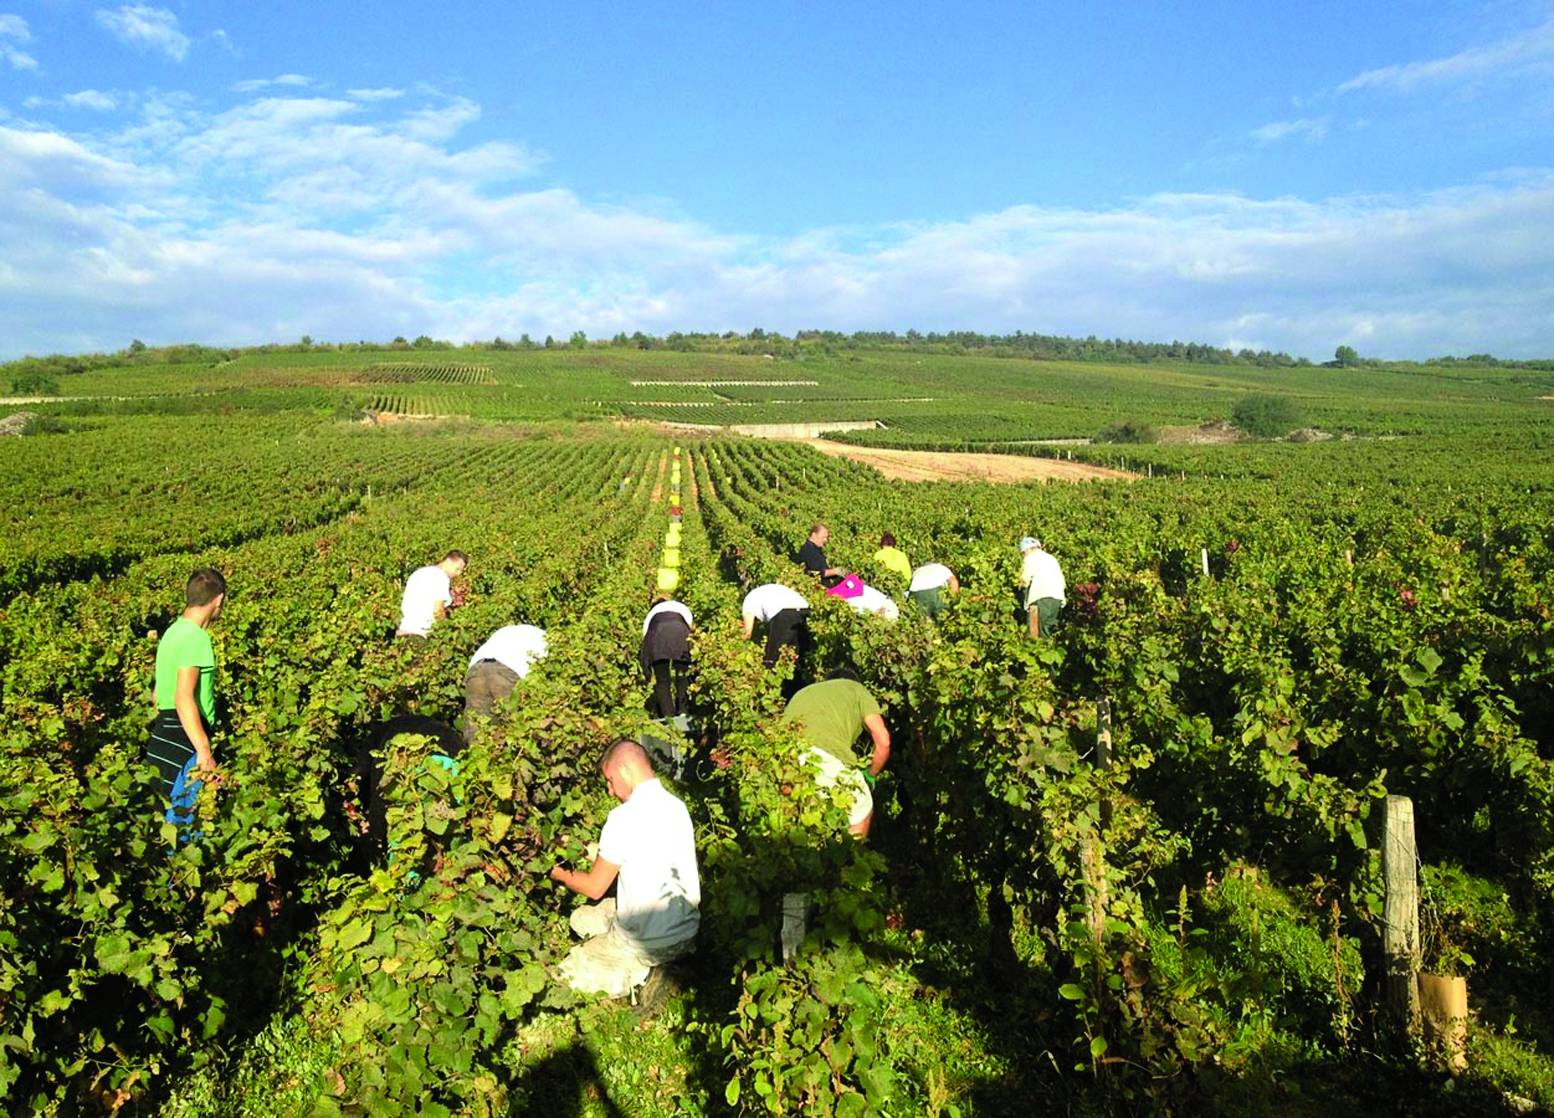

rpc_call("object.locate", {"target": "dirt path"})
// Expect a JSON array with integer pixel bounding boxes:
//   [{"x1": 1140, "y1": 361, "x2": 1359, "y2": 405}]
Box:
[
  {"x1": 803, "y1": 440, "x2": 1135, "y2": 483},
  {"x1": 648, "y1": 449, "x2": 667, "y2": 504}
]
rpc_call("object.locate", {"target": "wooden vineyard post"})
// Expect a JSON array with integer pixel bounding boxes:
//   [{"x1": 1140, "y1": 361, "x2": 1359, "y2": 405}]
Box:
[
  {"x1": 780, "y1": 891, "x2": 808, "y2": 964},
  {"x1": 1382, "y1": 795, "x2": 1422, "y2": 1040},
  {"x1": 1200, "y1": 548, "x2": 1210, "y2": 576},
  {"x1": 1080, "y1": 698, "x2": 1114, "y2": 948}
]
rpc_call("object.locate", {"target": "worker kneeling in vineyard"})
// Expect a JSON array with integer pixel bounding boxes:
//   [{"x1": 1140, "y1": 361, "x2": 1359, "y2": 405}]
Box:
[
  {"x1": 908, "y1": 562, "x2": 960, "y2": 618},
  {"x1": 1018, "y1": 536, "x2": 1065, "y2": 638},
  {"x1": 147, "y1": 567, "x2": 227, "y2": 832},
  {"x1": 785, "y1": 677, "x2": 891, "y2": 838},
  {"x1": 640, "y1": 596, "x2": 693, "y2": 721},
  {"x1": 740, "y1": 582, "x2": 811, "y2": 669},
  {"x1": 549, "y1": 739, "x2": 701, "y2": 999},
  {"x1": 463, "y1": 623, "x2": 547, "y2": 744}
]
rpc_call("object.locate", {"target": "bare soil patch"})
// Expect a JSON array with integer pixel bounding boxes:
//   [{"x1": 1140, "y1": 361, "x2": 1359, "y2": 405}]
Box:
[
  {"x1": 805, "y1": 440, "x2": 1134, "y2": 483},
  {"x1": 1158, "y1": 420, "x2": 1242, "y2": 445}
]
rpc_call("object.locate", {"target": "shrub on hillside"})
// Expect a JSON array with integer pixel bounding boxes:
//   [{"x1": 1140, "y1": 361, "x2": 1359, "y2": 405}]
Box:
[
  {"x1": 10, "y1": 372, "x2": 60, "y2": 396},
  {"x1": 1231, "y1": 394, "x2": 1303, "y2": 438},
  {"x1": 1097, "y1": 419, "x2": 1159, "y2": 444}
]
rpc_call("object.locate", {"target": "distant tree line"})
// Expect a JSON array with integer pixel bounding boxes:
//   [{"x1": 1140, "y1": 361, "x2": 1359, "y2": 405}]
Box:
[{"x1": 6, "y1": 331, "x2": 1552, "y2": 380}]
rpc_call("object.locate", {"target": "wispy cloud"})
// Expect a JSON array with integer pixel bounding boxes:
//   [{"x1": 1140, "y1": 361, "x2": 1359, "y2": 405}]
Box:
[
  {"x1": 0, "y1": 11, "x2": 37, "y2": 70},
  {"x1": 210, "y1": 28, "x2": 237, "y2": 57},
  {"x1": 1338, "y1": 18, "x2": 1554, "y2": 94},
  {"x1": 230, "y1": 73, "x2": 314, "y2": 94},
  {"x1": 1249, "y1": 117, "x2": 1329, "y2": 144},
  {"x1": 94, "y1": 5, "x2": 190, "y2": 62},
  {"x1": 26, "y1": 89, "x2": 120, "y2": 111},
  {"x1": 348, "y1": 87, "x2": 405, "y2": 102},
  {"x1": 3, "y1": 90, "x2": 1553, "y2": 360}
]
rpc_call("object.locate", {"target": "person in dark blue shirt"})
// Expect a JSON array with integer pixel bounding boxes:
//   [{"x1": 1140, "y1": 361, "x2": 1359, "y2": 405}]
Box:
[{"x1": 797, "y1": 523, "x2": 845, "y2": 587}]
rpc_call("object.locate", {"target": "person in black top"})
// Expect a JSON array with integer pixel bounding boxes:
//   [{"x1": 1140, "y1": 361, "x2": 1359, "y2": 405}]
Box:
[
  {"x1": 639, "y1": 597, "x2": 693, "y2": 719},
  {"x1": 797, "y1": 523, "x2": 846, "y2": 587}
]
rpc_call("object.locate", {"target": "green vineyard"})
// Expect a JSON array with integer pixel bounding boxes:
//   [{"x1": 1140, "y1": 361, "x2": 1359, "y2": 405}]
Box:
[{"x1": 2, "y1": 344, "x2": 1553, "y2": 1116}]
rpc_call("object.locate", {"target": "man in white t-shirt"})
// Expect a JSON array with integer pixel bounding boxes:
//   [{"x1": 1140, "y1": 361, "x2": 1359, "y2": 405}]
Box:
[
  {"x1": 1018, "y1": 536, "x2": 1065, "y2": 638},
  {"x1": 463, "y1": 623, "x2": 548, "y2": 743},
  {"x1": 846, "y1": 582, "x2": 900, "y2": 622},
  {"x1": 740, "y1": 583, "x2": 811, "y2": 668},
  {"x1": 396, "y1": 550, "x2": 467, "y2": 637},
  {"x1": 908, "y1": 562, "x2": 960, "y2": 618},
  {"x1": 550, "y1": 739, "x2": 700, "y2": 998}
]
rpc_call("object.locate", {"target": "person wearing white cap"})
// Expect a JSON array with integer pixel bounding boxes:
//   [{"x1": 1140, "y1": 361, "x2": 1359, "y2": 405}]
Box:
[
  {"x1": 463, "y1": 623, "x2": 548, "y2": 742},
  {"x1": 1018, "y1": 536, "x2": 1065, "y2": 638}
]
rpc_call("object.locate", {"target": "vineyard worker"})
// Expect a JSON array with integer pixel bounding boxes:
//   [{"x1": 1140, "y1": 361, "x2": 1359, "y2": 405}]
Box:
[
  {"x1": 550, "y1": 738, "x2": 701, "y2": 998},
  {"x1": 1019, "y1": 536, "x2": 1066, "y2": 638},
  {"x1": 463, "y1": 623, "x2": 548, "y2": 744},
  {"x1": 784, "y1": 678, "x2": 891, "y2": 838},
  {"x1": 396, "y1": 549, "x2": 467, "y2": 638},
  {"x1": 740, "y1": 582, "x2": 811, "y2": 669},
  {"x1": 640, "y1": 597, "x2": 693, "y2": 720},
  {"x1": 829, "y1": 574, "x2": 901, "y2": 622},
  {"x1": 872, "y1": 533, "x2": 912, "y2": 586},
  {"x1": 797, "y1": 523, "x2": 846, "y2": 587},
  {"x1": 908, "y1": 562, "x2": 960, "y2": 618},
  {"x1": 148, "y1": 567, "x2": 226, "y2": 830}
]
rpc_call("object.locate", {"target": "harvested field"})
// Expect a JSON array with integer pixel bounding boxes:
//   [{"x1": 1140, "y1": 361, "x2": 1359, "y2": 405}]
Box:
[{"x1": 804, "y1": 440, "x2": 1135, "y2": 483}]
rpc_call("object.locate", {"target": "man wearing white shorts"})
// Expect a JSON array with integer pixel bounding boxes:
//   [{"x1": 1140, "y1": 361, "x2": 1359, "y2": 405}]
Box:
[
  {"x1": 784, "y1": 678, "x2": 891, "y2": 838},
  {"x1": 549, "y1": 739, "x2": 700, "y2": 998}
]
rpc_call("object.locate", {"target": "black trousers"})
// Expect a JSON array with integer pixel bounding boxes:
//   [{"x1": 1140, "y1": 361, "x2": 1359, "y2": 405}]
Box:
[
  {"x1": 649, "y1": 659, "x2": 690, "y2": 718},
  {"x1": 763, "y1": 608, "x2": 810, "y2": 669}
]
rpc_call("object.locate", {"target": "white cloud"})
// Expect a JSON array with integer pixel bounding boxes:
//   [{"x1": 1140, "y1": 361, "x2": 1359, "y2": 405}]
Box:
[
  {"x1": 348, "y1": 87, "x2": 405, "y2": 102},
  {"x1": 0, "y1": 10, "x2": 36, "y2": 69},
  {"x1": 210, "y1": 29, "x2": 237, "y2": 56},
  {"x1": 95, "y1": 5, "x2": 190, "y2": 62},
  {"x1": 231, "y1": 73, "x2": 314, "y2": 93},
  {"x1": 23, "y1": 90, "x2": 119, "y2": 111},
  {"x1": 1338, "y1": 19, "x2": 1554, "y2": 94},
  {"x1": 3, "y1": 92, "x2": 1553, "y2": 360},
  {"x1": 67, "y1": 89, "x2": 119, "y2": 111},
  {"x1": 1249, "y1": 117, "x2": 1328, "y2": 144}
]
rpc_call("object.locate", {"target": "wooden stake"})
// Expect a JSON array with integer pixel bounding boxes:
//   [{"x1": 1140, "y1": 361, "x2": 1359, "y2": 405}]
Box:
[
  {"x1": 1382, "y1": 795, "x2": 1422, "y2": 1039},
  {"x1": 1200, "y1": 548, "x2": 1210, "y2": 576}
]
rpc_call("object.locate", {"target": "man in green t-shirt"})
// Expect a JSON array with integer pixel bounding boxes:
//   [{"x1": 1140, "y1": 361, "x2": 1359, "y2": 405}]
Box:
[
  {"x1": 148, "y1": 567, "x2": 226, "y2": 829},
  {"x1": 784, "y1": 678, "x2": 891, "y2": 837}
]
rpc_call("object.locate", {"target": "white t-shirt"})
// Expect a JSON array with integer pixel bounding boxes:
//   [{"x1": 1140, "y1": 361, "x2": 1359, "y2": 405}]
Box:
[
  {"x1": 1020, "y1": 549, "x2": 1066, "y2": 606},
  {"x1": 741, "y1": 584, "x2": 809, "y2": 624},
  {"x1": 399, "y1": 565, "x2": 452, "y2": 636},
  {"x1": 848, "y1": 584, "x2": 900, "y2": 621},
  {"x1": 909, "y1": 563, "x2": 953, "y2": 593},
  {"x1": 468, "y1": 624, "x2": 548, "y2": 676},
  {"x1": 598, "y1": 778, "x2": 700, "y2": 953},
  {"x1": 642, "y1": 601, "x2": 693, "y2": 636}
]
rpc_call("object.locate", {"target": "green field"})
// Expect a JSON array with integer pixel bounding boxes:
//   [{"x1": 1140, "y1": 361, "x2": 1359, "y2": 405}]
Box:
[{"x1": 3, "y1": 344, "x2": 1553, "y2": 1116}]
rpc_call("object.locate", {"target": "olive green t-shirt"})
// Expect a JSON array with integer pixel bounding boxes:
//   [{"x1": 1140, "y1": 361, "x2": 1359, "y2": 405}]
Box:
[
  {"x1": 155, "y1": 617, "x2": 216, "y2": 728},
  {"x1": 785, "y1": 679, "x2": 880, "y2": 767}
]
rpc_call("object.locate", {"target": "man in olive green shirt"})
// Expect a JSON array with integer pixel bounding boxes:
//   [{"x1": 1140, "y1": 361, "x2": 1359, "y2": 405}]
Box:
[
  {"x1": 149, "y1": 567, "x2": 226, "y2": 829},
  {"x1": 784, "y1": 678, "x2": 891, "y2": 837}
]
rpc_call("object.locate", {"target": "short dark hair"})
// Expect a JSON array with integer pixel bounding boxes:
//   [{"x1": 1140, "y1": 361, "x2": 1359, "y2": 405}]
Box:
[
  {"x1": 442, "y1": 549, "x2": 467, "y2": 565},
  {"x1": 600, "y1": 737, "x2": 651, "y2": 772},
  {"x1": 808, "y1": 523, "x2": 827, "y2": 537},
  {"x1": 186, "y1": 567, "x2": 226, "y2": 606},
  {"x1": 879, "y1": 532, "x2": 896, "y2": 548}
]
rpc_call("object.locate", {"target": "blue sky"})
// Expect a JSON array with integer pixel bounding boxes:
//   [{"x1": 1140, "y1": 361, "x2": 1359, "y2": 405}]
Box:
[{"x1": 2, "y1": 1, "x2": 1552, "y2": 360}]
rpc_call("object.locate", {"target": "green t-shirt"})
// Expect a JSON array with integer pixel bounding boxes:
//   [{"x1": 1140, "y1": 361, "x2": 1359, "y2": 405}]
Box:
[
  {"x1": 873, "y1": 546, "x2": 912, "y2": 584},
  {"x1": 785, "y1": 679, "x2": 881, "y2": 767},
  {"x1": 155, "y1": 617, "x2": 216, "y2": 727}
]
